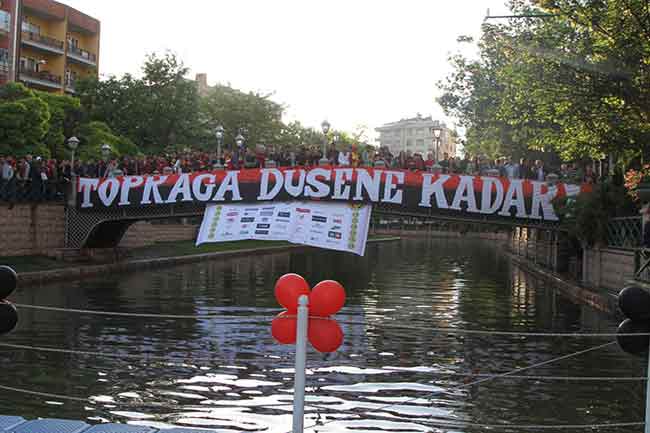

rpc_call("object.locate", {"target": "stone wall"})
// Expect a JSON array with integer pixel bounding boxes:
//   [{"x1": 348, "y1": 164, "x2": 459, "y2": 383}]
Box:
[
  {"x1": 119, "y1": 222, "x2": 198, "y2": 248},
  {"x1": 509, "y1": 226, "x2": 637, "y2": 291},
  {"x1": 0, "y1": 204, "x2": 66, "y2": 257},
  {"x1": 582, "y1": 248, "x2": 636, "y2": 291},
  {"x1": 0, "y1": 204, "x2": 199, "y2": 257}
]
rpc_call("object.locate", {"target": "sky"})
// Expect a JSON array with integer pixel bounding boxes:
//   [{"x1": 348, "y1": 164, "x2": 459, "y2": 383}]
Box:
[{"x1": 63, "y1": 0, "x2": 511, "y2": 141}]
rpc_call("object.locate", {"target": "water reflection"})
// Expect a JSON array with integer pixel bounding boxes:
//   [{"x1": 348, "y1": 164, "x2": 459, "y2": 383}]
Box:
[{"x1": 1, "y1": 239, "x2": 646, "y2": 432}]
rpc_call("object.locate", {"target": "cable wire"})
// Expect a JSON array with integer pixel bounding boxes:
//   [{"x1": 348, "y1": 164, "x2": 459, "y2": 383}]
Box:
[
  {"x1": 0, "y1": 342, "x2": 222, "y2": 363},
  {"x1": 14, "y1": 303, "x2": 639, "y2": 337},
  {"x1": 296, "y1": 341, "x2": 628, "y2": 433},
  {"x1": 13, "y1": 303, "x2": 259, "y2": 320},
  {"x1": 2, "y1": 342, "x2": 644, "y2": 382}
]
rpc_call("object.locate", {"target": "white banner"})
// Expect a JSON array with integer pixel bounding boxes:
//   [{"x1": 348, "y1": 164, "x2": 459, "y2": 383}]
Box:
[{"x1": 196, "y1": 201, "x2": 372, "y2": 256}]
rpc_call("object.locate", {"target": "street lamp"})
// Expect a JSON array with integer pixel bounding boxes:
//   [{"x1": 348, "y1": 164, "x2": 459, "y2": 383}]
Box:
[
  {"x1": 101, "y1": 143, "x2": 111, "y2": 160},
  {"x1": 66, "y1": 136, "x2": 79, "y2": 176},
  {"x1": 431, "y1": 123, "x2": 443, "y2": 162},
  {"x1": 214, "y1": 125, "x2": 224, "y2": 169},
  {"x1": 235, "y1": 133, "x2": 245, "y2": 169},
  {"x1": 320, "y1": 120, "x2": 331, "y2": 166}
]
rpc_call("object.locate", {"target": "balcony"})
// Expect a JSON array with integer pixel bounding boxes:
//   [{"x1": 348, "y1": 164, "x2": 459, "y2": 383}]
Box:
[
  {"x1": 22, "y1": 31, "x2": 65, "y2": 55},
  {"x1": 0, "y1": 62, "x2": 9, "y2": 79},
  {"x1": 20, "y1": 67, "x2": 62, "y2": 89},
  {"x1": 65, "y1": 76, "x2": 76, "y2": 94},
  {"x1": 67, "y1": 44, "x2": 96, "y2": 66}
]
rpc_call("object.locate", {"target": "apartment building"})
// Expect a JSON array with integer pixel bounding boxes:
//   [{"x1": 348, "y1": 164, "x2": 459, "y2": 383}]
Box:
[
  {"x1": 375, "y1": 115, "x2": 457, "y2": 159},
  {"x1": 0, "y1": 0, "x2": 99, "y2": 94}
]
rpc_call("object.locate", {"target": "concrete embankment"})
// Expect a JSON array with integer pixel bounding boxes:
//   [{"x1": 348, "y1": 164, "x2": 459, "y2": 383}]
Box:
[{"x1": 16, "y1": 237, "x2": 401, "y2": 287}]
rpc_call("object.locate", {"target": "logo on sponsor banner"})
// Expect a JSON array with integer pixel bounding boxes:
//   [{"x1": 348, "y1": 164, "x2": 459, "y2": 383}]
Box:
[
  {"x1": 296, "y1": 208, "x2": 311, "y2": 213},
  {"x1": 278, "y1": 212, "x2": 291, "y2": 218},
  {"x1": 333, "y1": 218, "x2": 343, "y2": 224},
  {"x1": 241, "y1": 217, "x2": 255, "y2": 223},
  {"x1": 257, "y1": 224, "x2": 271, "y2": 229},
  {"x1": 261, "y1": 218, "x2": 269, "y2": 222},
  {"x1": 226, "y1": 218, "x2": 235, "y2": 222},
  {"x1": 226, "y1": 212, "x2": 239, "y2": 216},
  {"x1": 255, "y1": 230, "x2": 269, "y2": 235},
  {"x1": 240, "y1": 230, "x2": 249, "y2": 235},
  {"x1": 312, "y1": 216, "x2": 327, "y2": 223},
  {"x1": 245, "y1": 208, "x2": 259, "y2": 212},
  {"x1": 260, "y1": 211, "x2": 274, "y2": 216},
  {"x1": 330, "y1": 225, "x2": 342, "y2": 231},
  {"x1": 328, "y1": 231, "x2": 342, "y2": 239}
]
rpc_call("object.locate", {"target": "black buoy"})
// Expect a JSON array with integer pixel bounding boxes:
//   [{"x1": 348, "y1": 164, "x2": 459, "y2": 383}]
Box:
[
  {"x1": 617, "y1": 285, "x2": 650, "y2": 357},
  {"x1": 0, "y1": 301, "x2": 18, "y2": 335},
  {"x1": 617, "y1": 318, "x2": 650, "y2": 357},
  {"x1": 0, "y1": 265, "x2": 17, "y2": 299},
  {"x1": 619, "y1": 285, "x2": 650, "y2": 321}
]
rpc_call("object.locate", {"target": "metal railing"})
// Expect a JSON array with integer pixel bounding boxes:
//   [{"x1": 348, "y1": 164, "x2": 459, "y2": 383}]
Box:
[
  {"x1": 0, "y1": 178, "x2": 67, "y2": 204},
  {"x1": 67, "y1": 44, "x2": 97, "y2": 63},
  {"x1": 20, "y1": 67, "x2": 62, "y2": 85},
  {"x1": 21, "y1": 31, "x2": 65, "y2": 51},
  {"x1": 607, "y1": 216, "x2": 642, "y2": 249}
]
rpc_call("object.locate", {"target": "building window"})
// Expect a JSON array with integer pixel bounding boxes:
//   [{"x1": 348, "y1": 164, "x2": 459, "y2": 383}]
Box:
[
  {"x1": 416, "y1": 139, "x2": 424, "y2": 148},
  {"x1": 20, "y1": 57, "x2": 39, "y2": 72},
  {"x1": 416, "y1": 128, "x2": 424, "y2": 136},
  {"x1": 67, "y1": 35, "x2": 79, "y2": 48},
  {"x1": 406, "y1": 139, "x2": 413, "y2": 147},
  {"x1": 0, "y1": 10, "x2": 10, "y2": 32},
  {"x1": 22, "y1": 21, "x2": 40, "y2": 35}
]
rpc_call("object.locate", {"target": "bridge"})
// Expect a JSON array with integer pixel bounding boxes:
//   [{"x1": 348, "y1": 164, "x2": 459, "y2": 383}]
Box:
[{"x1": 64, "y1": 167, "x2": 571, "y2": 249}]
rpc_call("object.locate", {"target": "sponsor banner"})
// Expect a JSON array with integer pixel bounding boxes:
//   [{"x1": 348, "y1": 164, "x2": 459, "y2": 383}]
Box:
[
  {"x1": 197, "y1": 201, "x2": 372, "y2": 256},
  {"x1": 77, "y1": 167, "x2": 589, "y2": 222}
]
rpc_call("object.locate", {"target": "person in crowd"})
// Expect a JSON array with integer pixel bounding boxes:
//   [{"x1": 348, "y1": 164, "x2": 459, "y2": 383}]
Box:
[
  {"x1": 338, "y1": 146, "x2": 351, "y2": 166},
  {"x1": 439, "y1": 152, "x2": 450, "y2": 173},
  {"x1": 504, "y1": 157, "x2": 519, "y2": 179},
  {"x1": 533, "y1": 159, "x2": 545, "y2": 182},
  {"x1": 583, "y1": 164, "x2": 599, "y2": 184}
]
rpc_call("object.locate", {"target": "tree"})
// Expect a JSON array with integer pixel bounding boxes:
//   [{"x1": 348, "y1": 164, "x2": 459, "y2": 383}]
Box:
[
  {"x1": 0, "y1": 83, "x2": 50, "y2": 157},
  {"x1": 438, "y1": 0, "x2": 650, "y2": 165},
  {"x1": 76, "y1": 121, "x2": 138, "y2": 160},
  {"x1": 200, "y1": 84, "x2": 285, "y2": 151},
  {"x1": 37, "y1": 91, "x2": 82, "y2": 160},
  {"x1": 76, "y1": 52, "x2": 199, "y2": 153}
]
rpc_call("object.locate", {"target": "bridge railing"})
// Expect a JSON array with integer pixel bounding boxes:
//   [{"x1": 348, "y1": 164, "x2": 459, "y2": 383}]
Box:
[
  {"x1": 606, "y1": 216, "x2": 643, "y2": 250},
  {"x1": 0, "y1": 179, "x2": 67, "y2": 204}
]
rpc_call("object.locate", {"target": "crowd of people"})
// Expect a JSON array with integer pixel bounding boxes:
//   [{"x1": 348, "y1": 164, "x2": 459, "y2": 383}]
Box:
[{"x1": 0, "y1": 143, "x2": 601, "y2": 203}]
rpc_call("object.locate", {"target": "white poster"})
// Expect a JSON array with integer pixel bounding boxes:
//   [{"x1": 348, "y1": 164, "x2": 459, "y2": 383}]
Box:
[{"x1": 196, "y1": 201, "x2": 372, "y2": 256}]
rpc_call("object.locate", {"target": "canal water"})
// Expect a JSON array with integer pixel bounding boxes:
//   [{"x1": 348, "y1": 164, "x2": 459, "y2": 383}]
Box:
[{"x1": 1, "y1": 239, "x2": 646, "y2": 432}]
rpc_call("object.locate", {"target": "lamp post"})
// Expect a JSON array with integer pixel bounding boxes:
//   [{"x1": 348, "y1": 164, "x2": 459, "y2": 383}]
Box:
[
  {"x1": 66, "y1": 136, "x2": 79, "y2": 176},
  {"x1": 100, "y1": 143, "x2": 111, "y2": 177},
  {"x1": 431, "y1": 124, "x2": 443, "y2": 162},
  {"x1": 215, "y1": 125, "x2": 224, "y2": 170},
  {"x1": 320, "y1": 120, "x2": 331, "y2": 166},
  {"x1": 235, "y1": 133, "x2": 245, "y2": 169}
]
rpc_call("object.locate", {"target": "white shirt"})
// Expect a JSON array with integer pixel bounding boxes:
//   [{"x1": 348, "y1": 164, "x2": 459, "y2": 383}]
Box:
[
  {"x1": 338, "y1": 151, "x2": 350, "y2": 166},
  {"x1": 1, "y1": 163, "x2": 13, "y2": 180}
]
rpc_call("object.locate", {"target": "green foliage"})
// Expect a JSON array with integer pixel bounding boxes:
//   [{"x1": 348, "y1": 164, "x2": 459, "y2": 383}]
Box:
[
  {"x1": 36, "y1": 91, "x2": 82, "y2": 160},
  {"x1": 557, "y1": 182, "x2": 636, "y2": 246},
  {"x1": 0, "y1": 83, "x2": 50, "y2": 157},
  {"x1": 76, "y1": 52, "x2": 198, "y2": 153},
  {"x1": 438, "y1": 0, "x2": 650, "y2": 162},
  {"x1": 199, "y1": 84, "x2": 285, "y2": 150},
  {"x1": 76, "y1": 121, "x2": 138, "y2": 160}
]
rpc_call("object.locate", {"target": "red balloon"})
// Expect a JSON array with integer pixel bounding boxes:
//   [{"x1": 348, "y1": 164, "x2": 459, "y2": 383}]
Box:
[
  {"x1": 309, "y1": 280, "x2": 346, "y2": 317},
  {"x1": 274, "y1": 273, "x2": 310, "y2": 313},
  {"x1": 271, "y1": 312, "x2": 297, "y2": 344},
  {"x1": 308, "y1": 317, "x2": 344, "y2": 353}
]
